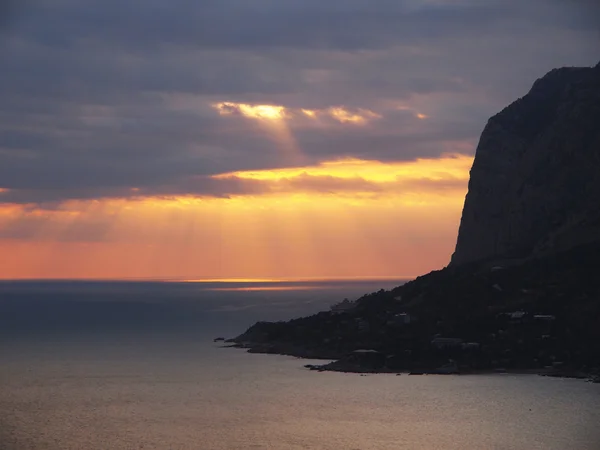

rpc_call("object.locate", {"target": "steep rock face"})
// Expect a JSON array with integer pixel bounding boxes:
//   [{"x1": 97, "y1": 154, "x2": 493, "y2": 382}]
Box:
[{"x1": 451, "y1": 63, "x2": 600, "y2": 266}]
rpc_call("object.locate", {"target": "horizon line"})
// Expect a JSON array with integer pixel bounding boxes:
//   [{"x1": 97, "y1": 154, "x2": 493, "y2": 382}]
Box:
[{"x1": 0, "y1": 275, "x2": 416, "y2": 283}]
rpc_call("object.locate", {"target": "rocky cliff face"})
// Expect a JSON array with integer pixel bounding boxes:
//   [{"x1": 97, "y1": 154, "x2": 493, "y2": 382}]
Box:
[{"x1": 451, "y1": 62, "x2": 600, "y2": 266}]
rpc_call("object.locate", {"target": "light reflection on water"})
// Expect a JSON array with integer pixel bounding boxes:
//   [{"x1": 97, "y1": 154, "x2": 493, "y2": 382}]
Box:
[
  {"x1": 208, "y1": 285, "x2": 323, "y2": 292},
  {"x1": 1, "y1": 281, "x2": 599, "y2": 449}
]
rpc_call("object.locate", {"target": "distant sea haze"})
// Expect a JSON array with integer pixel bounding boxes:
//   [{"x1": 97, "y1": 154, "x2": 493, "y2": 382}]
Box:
[
  {"x1": 0, "y1": 278, "x2": 408, "y2": 338},
  {"x1": 1, "y1": 280, "x2": 599, "y2": 449}
]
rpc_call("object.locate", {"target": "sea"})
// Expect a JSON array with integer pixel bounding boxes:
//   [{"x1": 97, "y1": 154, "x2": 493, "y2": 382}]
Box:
[{"x1": 1, "y1": 279, "x2": 599, "y2": 450}]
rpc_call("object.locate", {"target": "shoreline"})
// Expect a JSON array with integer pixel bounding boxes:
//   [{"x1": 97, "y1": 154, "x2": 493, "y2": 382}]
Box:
[
  {"x1": 222, "y1": 243, "x2": 600, "y2": 382},
  {"x1": 222, "y1": 342, "x2": 600, "y2": 382}
]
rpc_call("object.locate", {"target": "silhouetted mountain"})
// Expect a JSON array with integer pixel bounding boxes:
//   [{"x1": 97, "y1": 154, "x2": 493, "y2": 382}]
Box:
[
  {"x1": 452, "y1": 63, "x2": 600, "y2": 265},
  {"x1": 228, "y1": 63, "x2": 600, "y2": 377}
]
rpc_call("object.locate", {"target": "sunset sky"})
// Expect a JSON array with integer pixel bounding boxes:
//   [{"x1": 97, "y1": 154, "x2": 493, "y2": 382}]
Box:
[{"x1": 0, "y1": 0, "x2": 598, "y2": 280}]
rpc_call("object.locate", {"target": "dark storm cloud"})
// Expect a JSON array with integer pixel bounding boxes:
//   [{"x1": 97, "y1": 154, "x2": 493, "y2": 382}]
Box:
[
  {"x1": 0, "y1": 169, "x2": 271, "y2": 204},
  {"x1": 14, "y1": 0, "x2": 600, "y2": 51},
  {"x1": 6, "y1": 1, "x2": 511, "y2": 51},
  {"x1": 0, "y1": 0, "x2": 598, "y2": 205}
]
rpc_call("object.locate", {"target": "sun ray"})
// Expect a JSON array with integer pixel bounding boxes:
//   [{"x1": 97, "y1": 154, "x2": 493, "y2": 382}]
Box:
[
  {"x1": 0, "y1": 152, "x2": 473, "y2": 279},
  {"x1": 212, "y1": 101, "x2": 305, "y2": 165}
]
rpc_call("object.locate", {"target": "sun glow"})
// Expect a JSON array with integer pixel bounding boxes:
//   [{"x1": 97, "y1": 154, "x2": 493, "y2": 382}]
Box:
[
  {"x1": 216, "y1": 153, "x2": 473, "y2": 187},
  {"x1": 213, "y1": 102, "x2": 286, "y2": 120},
  {"x1": 213, "y1": 101, "x2": 304, "y2": 163},
  {"x1": 0, "y1": 154, "x2": 474, "y2": 280},
  {"x1": 212, "y1": 102, "x2": 381, "y2": 125},
  {"x1": 328, "y1": 107, "x2": 381, "y2": 124},
  {"x1": 301, "y1": 109, "x2": 317, "y2": 118}
]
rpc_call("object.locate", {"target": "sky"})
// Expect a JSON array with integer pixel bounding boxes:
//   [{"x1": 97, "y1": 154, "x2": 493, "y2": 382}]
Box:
[{"x1": 0, "y1": 0, "x2": 598, "y2": 280}]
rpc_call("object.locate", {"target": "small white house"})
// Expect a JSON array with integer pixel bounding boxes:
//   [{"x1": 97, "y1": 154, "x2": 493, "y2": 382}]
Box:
[
  {"x1": 509, "y1": 311, "x2": 527, "y2": 320},
  {"x1": 534, "y1": 315, "x2": 556, "y2": 321},
  {"x1": 394, "y1": 313, "x2": 412, "y2": 325}
]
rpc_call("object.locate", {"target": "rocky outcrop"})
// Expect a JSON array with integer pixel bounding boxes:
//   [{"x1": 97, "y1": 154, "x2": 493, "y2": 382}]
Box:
[{"x1": 451, "y1": 62, "x2": 600, "y2": 266}]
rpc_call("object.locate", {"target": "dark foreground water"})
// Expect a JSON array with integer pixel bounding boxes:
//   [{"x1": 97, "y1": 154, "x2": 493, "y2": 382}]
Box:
[{"x1": 1, "y1": 280, "x2": 599, "y2": 449}]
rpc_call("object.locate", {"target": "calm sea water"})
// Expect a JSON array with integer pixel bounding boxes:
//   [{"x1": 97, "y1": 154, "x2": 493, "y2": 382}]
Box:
[{"x1": 1, "y1": 280, "x2": 599, "y2": 450}]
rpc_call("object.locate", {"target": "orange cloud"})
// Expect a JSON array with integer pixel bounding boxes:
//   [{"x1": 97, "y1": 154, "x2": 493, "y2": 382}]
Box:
[
  {"x1": 211, "y1": 102, "x2": 382, "y2": 125},
  {"x1": 327, "y1": 107, "x2": 381, "y2": 124},
  {"x1": 0, "y1": 154, "x2": 473, "y2": 280},
  {"x1": 215, "y1": 153, "x2": 472, "y2": 202},
  {"x1": 213, "y1": 102, "x2": 287, "y2": 120}
]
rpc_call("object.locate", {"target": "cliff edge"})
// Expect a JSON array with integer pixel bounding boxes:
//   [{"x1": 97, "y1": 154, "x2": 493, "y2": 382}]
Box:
[{"x1": 451, "y1": 62, "x2": 600, "y2": 266}]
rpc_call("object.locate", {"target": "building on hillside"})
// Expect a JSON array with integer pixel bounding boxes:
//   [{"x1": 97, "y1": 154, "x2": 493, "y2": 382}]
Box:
[{"x1": 431, "y1": 337, "x2": 464, "y2": 349}]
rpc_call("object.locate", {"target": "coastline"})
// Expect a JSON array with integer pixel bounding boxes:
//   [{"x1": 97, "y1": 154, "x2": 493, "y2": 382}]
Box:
[
  {"x1": 222, "y1": 342, "x2": 600, "y2": 382},
  {"x1": 222, "y1": 242, "x2": 600, "y2": 384}
]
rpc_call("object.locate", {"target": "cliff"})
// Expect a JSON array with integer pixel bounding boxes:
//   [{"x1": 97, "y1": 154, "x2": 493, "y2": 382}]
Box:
[
  {"x1": 226, "y1": 62, "x2": 600, "y2": 376},
  {"x1": 451, "y1": 62, "x2": 600, "y2": 266}
]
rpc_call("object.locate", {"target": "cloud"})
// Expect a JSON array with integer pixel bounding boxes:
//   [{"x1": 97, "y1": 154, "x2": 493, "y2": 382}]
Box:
[
  {"x1": 211, "y1": 101, "x2": 381, "y2": 124},
  {"x1": 0, "y1": 154, "x2": 472, "y2": 211},
  {"x1": 0, "y1": 0, "x2": 598, "y2": 205}
]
